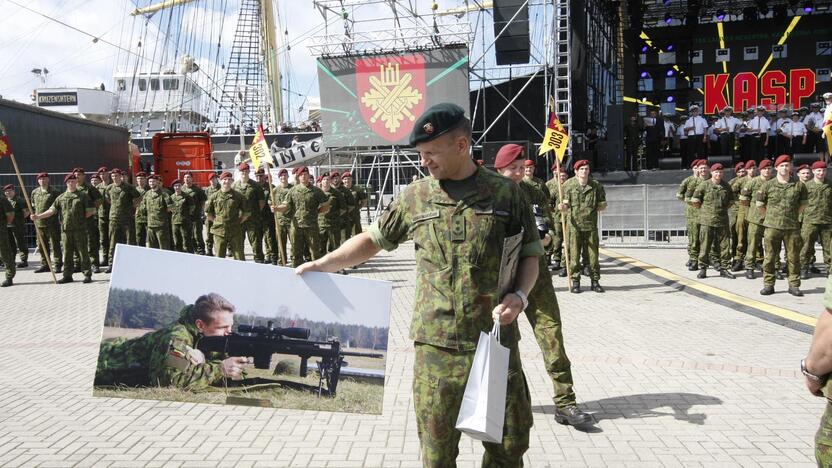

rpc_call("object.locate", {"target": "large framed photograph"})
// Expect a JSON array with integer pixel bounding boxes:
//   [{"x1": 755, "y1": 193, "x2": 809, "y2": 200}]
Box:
[{"x1": 93, "y1": 245, "x2": 392, "y2": 414}]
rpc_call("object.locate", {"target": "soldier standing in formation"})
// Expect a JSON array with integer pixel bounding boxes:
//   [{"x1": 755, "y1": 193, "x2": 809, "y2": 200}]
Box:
[
  {"x1": 272, "y1": 168, "x2": 292, "y2": 265},
  {"x1": 690, "y1": 163, "x2": 735, "y2": 279},
  {"x1": 232, "y1": 163, "x2": 265, "y2": 262},
  {"x1": 95, "y1": 167, "x2": 111, "y2": 267},
  {"x1": 182, "y1": 172, "x2": 207, "y2": 255},
  {"x1": 73, "y1": 168, "x2": 103, "y2": 273},
  {"x1": 317, "y1": 173, "x2": 343, "y2": 256},
  {"x1": 523, "y1": 158, "x2": 551, "y2": 199},
  {"x1": 560, "y1": 159, "x2": 606, "y2": 293},
  {"x1": 0, "y1": 194, "x2": 16, "y2": 286},
  {"x1": 4, "y1": 183, "x2": 29, "y2": 267},
  {"x1": 728, "y1": 163, "x2": 746, "y2": 269},
  {"x1": 546, "y1": 165, "x2": 568, "y2": 271},
  {"x1": 275, "y1": 166, "x2": 330, "y2": 267},
  {"x1": 255, "y1": 168, "x2": 278, "y2": 265},
  {"x1": 140, "y1": 174, "x2": 173, "y2": 250},
  {"x1": 331, "y1": 171, "x2": 355, "y2": 243},
  {"x1": 134, "y1": 172, "x2": 150, "y2": 247},
  {"x1": 678, "y1": 160, "x2": 703, "y2": 270},
  {"x1": 342, "y1": 171, "x2": 367, "y2": 238},
  {"x1": 801, "y1": 161, "x2": 832, "y2": 279},
  {"x1": 204, "y1": 173, "x2": 220, "y2": 256},
  {"x1": 104, "y1": 168, "x2": 140, "y2": 271},
  {"x1": 205, "y1": 172, "x2": 248, "y2": 260},
  {"x1": 31, "y1": 172, "x2": 62, "y2": 274},
  {"x1": 742, "y1": 159, "x2": 773, "y2": 279},
  {"x1": 170, "y1": 179, "x2": 195, "y2": 253},
  {"x1": 757, "y1": 155, "x2": 808, "y2": 296},
  {"x1": 732, "y1": 161, "x2": 757, "y2": 271}
]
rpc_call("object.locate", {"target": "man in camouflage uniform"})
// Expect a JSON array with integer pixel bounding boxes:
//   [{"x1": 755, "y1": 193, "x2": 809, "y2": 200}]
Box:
[
  {"x1": 560, "y1": 159, "x2": 607, "y2": 293},
  {"x1": 140, "y1": 174, "x2": 173, "y2": 250},
  {"x1": 205, "y1": 171, "x2": 249, "y2": 260},
  {"x1": 233, "y1": 163, "x2": 265, "y2": 262},
  {"x1": 31, "y1": 173, "x2": 95, "y2": 283},
  {"x1": 342, "y1": 171, "x2": 367, "y2": 238},
  {"x1": 742, "y1": 159, "x2": 774, "y2": 279},
  {"x1": 0, "y1": 195, "x2": 16, "y2": 286},
  {"x1": 331, "y1": 171, "x2": 355, "y2": 245},
  {"x1": 73, "y1": 168, "x2": 103, "y2": 273},
  {"x1": 546, "y1": 165, "x2": 569, "y2": 271},
  {"x1": 732, "y1": 161, "x2": 757, "y2": 271},
  {"x1": 758, "y1": 155, "x2": 808, "y2": 296},
  {"x1": 182, "y1": 172, "x2": 207, "y2": 255},
  {"x1": 4, "y1": 184, "x2": 29, "y2": 267},
  {"x1": 804, "y1": 273, "x2": 832, "y2": 466},
  {"x1": 31, "y1": 172, "x2": 62, "y2": 273},
  {"x1": 523, "y1": 158, "x2": 551, "y2": 200},
  {"x1": 801, "y1": 161, "x2": 832, "y2": 279},
  {"x1": 255, "y1": 169, "x2": 277, "y2": 264},
  {"x1": 318, "y1": 173, "x2": 344, "y2": 256},
  {"x1": 691, "y1": 163, "x2": 736, "y2": 278},
  {"x1": 270, "y1": 168, "x2": 293, "y2": 265},
  {"x1": 684, "y1": 160, "x2": 716, "y2": 270},
  {"x1": 95, "y1": 167, "x2": 111, "y2": 267},
  {"x1": 276, "y1": 166, "x2": 330, "y2": 267},
  {"x1": 134, "y1": 172, "x2": 150, "y2": 247},
  {"x1": 297, "y1": 103, "x2": 540, "y2": 467},
  {"x1": 728, "y1": 163, "x2": 746, "y2": 269},
  {"x1": 104, "y1": 168, "x2": 141, "y2": 272},
  {"x1": 95, "y1": 293, "x2": 250, "y2": 389},
  {"x1": 204, "y1": 173, "x2": 220, "y2": 255},
  {"x1": 495, "y1": 144, "x2": 591, "y2": 426},
  {"x1": 678, "y1": 160, "x2": 704, "y2": 270},
  {"x1": 170, "y1": 179, "x2": 195, "y2": 253}
]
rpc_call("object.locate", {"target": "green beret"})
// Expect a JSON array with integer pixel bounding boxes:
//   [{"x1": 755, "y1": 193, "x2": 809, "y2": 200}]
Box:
[{"x1": 409, "y1": 103, "x2": 467, "y2": 146}]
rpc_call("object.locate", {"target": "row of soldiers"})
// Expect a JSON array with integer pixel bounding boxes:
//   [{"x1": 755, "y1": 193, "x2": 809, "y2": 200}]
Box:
[
  {"x1": 0, "y1": 163, "x2": 368, "y2": 287},
  {"x1": 678, "y1": 154, "x2": 831, "y2": 296}
]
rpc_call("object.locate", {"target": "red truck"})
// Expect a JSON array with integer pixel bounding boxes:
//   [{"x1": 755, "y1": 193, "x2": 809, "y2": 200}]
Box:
[{"x1": 151, "y1": 132, "x2": 214, "y2": 187}]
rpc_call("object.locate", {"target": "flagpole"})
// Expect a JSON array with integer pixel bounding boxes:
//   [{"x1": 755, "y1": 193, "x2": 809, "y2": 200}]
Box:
[
  {"x1": 542, "y1": 96, "x2": 572, "y2": 289},
  {"x1": 251, "y1": 124, "x2": 287, "y2": 266}
]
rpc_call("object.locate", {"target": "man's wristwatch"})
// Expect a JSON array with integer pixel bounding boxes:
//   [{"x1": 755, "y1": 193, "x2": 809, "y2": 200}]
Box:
[
  {"x1": 802, "y1": 358, "x2": 825, "y2": 382},
  {"x1": 514, "y1": 289, "x2": 529, "y2": 311}
]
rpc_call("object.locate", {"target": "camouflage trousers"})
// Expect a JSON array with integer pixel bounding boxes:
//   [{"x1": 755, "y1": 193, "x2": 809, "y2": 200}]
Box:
[
  {"x1": 801, "y1": 223, "x2": 832, "y2": 270},
  {"x1": 62, "y1": 229, "x2": 90, "y2": 279},
  {"x1": 318, "y1": 225, "x2": 341, "y2": 257},
  {"x1": 7, "y1": 223, "x2": 28, "y2": 262},
  {"x1": 744, "y1": 222, "x2": 765, "y2": 268},
  {"x1": 108, "y1": 221, "x2": 132, "y2": 264},
  {"x1": 567, "y1": 227, "x2": 600, "y2": 282},
  {"x1": 242, "y1": 219, "x2": 264, "y2": 263},
  {"x1": 816, "y1": 401, "x2": 832, "y2": 467},
  {"x1": 147, "y1": 225, "x2": 171, "y2": 251},
  {"x1": 172, "y1": 222, "x2": 195, "y2": 253},
  {"x1": 413, "y1": 342, "x2": 532, "y2": 468},
  {"x1": 350, "y1": 212, "x2": 363, "y2": 237},
  {"x1": 0, "y1": 231, "x2": 15, "y2": 280},
  {"x1": 192, "y1": 216, "x2": 206, "y2": 255},
  {"x1": 135, "y1": 221, "x2": 147, "y2": 248},
  {"x1": 276, "y1": 223, "x2": 290, "y2": 266},
  {"x1": 214, "y1": 229, "x2": 245, "y2": 261},
  {"x1": 205, "y1": 220, "x2": 213, "y2": 253},
  {"x1": 86, "y1": 217, "x2": 100, "y2": 267},
  {"x1": 687, "y1": 218, "x2": 701, "y2": 264},
  {"x1": 291, "y1": 226, "x2": 321, "y2": 268},
  {"x1": 263, "y1": 214, "x2": 277, "y2": 263},
  {"x1": 763, "y1": 227, "x2": 802, "y2": 287},
  {"x1": 99, "y1": 216, "x2": 110, "y2": 265},
  {"x1": 36, "y1": 222, "x2": 62, "y2": 267},
  {"x1": 526, "y1": 256, "x2": 575, "y2": 407},
  {"x1": 549, "y1": 226, "x2": 564, "y2": 263},
  {"x1": 698, "y1": 225, "x2": 732, "y2": 270},
  {"x1": 734, "y1": 209, "x2": 749, "y2": 264}
]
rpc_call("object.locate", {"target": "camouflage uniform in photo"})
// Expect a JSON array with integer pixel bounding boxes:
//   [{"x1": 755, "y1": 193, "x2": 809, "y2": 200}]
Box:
[
  {"x1": 733, "y1": 176, "x2": 753, "y2": 267},
  {"x1": 691, "y1": 179, "x2": 735, "y2": 270},
  {"x1": 271, "y1": 183, "x2": 293, "y2": 265},
  {"x1": 31, "y1": 185, "x2": 63, "y2": 269},
  {"x1": 742, "y1": 176, "x2": 768, "y2": 269},
  {"x1": 171, "y1": 191, "x2": 196, "y2": 253},
  {"x1": 6, "y1": 194, "x2": 28, "y2": 264},
  {"x1": 318, "y1": 187, "x2": 344, "y2": 256},
  {"x1": 337, "y1": 184, "x2": 355, "y2": 243},
  {"x1": 800, "y1": 178, "x2": 832, "y2": 272},
  {"x1": 233, "y1": 179, "x2": 265, "y2": 262},
  {"x1": 51, "y1": 189, "x2": 94, "y2": 280},
  {"x1": 677, "y1": 174, "x2": 701, "y2": 264},
  {"x1": 348, "y1": 184, "x2": 368, "y2": 237},
  {"x1": 284, "y1": 183, "x2": 328, "y2": 267},
  {"x1": 135, "y1": 183, "x2": 150, "y2": 247},
  {"x1": 204, "y1": 183, "x2": 220, "y2": 254},
  {"x1": 95, "y1": 305, "x2": 226, "y2": 390},
  {"x1": 758, "y1": 178, "x2": 808, "y2": 288},
  {"x1": 816, "y1": 275, "x2": 832, "y2": 466},
  {"x1": 97, "y1": 183, "x2": 111, "y2": 265},
  {"x1": 545, "y1": 178, "x2": 566, "y2": 267},
  {"x1": 205, "y1": 189, "x2": 248, "y2": 260},
  {"x1": 106, "y1": 183, "x2": 141, "y2": 262},
  {"x1": 0, "y1": 198, "x2": 16, "y2": 281},
  {"x1": 181, "y1": 183, "x2": 208, "y2": 255},
  {"x1": 140, "y1": 188, "x2": 173, "y2": 250},
  {"x1": 75, "y1": 182, "x2": 103, "y2": 268},
  {"x1": 260, "y1": 182, "x2": 278, "y2": 264},
  {"x1": 369, "y1": 166, "x2": 542, "y2": 467},
  {"x1": 729, "y1": 175, "x2": 745, "y2": 262},
  {"x1": 562, "y1": 177, "x2": 607, "y2": 283}
]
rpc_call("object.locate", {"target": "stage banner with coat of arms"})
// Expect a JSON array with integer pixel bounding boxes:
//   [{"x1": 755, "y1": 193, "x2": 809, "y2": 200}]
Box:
[{"x1": 317, "y1": 45, "x2": 469, "y2": 148}]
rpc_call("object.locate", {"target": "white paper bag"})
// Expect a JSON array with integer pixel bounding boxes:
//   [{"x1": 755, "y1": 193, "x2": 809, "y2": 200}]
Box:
[{"x1": 455, "y1": 323, "x2": 510, "y2": 443}]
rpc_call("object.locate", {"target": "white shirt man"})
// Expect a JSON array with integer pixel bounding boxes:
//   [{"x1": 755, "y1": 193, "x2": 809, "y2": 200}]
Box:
[
  {"x1": 781, "y1": 116, "x2": 807, "y2": 138},
  {"x1": 774, "y1": 111, "x2": 790, "y2": 135},
  {"x1": 663, "y1": 116, "x2": 676, "y2": 139},
  {"x1": 714, "y1": 112, "x2": 741, "y2": 134},
  {"x1": 746, "y1": 110, "x2": 771, "y2": 135},
  {"x1": 684, "y1": 113, "x2": 708, "y2": 136},
  {"x1": 804, "y1": 108, "x2": 824, "y2": 131}
]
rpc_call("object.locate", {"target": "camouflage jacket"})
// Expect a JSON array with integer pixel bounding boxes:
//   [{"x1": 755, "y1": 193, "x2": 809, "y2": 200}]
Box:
[
  {"x1": 0, "y1": 197, "x2": 14, "y2": 236},
  {"x1": 51, "y1": 190, "x2": 93, "y2": 232},
  {"x1": 232, "y1": 180, "x2": 264, "y2": 222},
  {"x1": 205, "y1": 189, "x2": 248, "y2": 236},
  {"x1": 336, "y1": 185, "x2": 356, "y2": 217},
  {"x1": 284, "y1": 183, "x2": 329, "y2": 229},
  {"x1": 31, "y1": 186, "x2": 61, "y2": 228},
  {"x1": 319, "y1": 187, "x2": 344, "y2": 229},
  {"x1": 106, "y1": 183, "x2": 141, "y2": 224},
  {"x1": 135, "y1": 184, "x2": 150, "y2": 223},
  {"x1": 271, "y1": 184, "x2": 293, "y2": 227},
  {"x1": 368, "y1": 166, "x2": 543, "y2": 351},
  {"x1": 96, "y1": 183, "x2": 110, "y2": 219},
  {"x1": 562, "y1": 178, "x2": 607, "y2": 231},
  {"x1": 742, "y1": 176, "x2": 769, "y2": 225},
  {"x1": 524, "y1": 176, "x2": 551, "y2": 200},
  {"x1": 348, "y1": 185, "x2": 368, "y2": 215},
  {"x1": 171, "y1": 192, "x2": 195, "y2": 225},
  {"x1": 677, "y1": 175, "x2": 699, "y2": 219},
  {"x1": 6, "y1": 195, "x2": 26, "y2": 228},
  {"x1": 141, "y1": 188, "x2": 173, "y2": 228},
  {"x1": 181, "y1": 184, "x2": 208, "y2": 216},
  {"x1": 520, "y1": 179, "x2": 554, "y2": 230},
  {"x1": 76, "y1": 182, "x2": 103, "y2": 213},
  {"x1": 691, "y1": 179, "x2": 734, "y2": 227},
  {"x1": 684, "y1": 177, "x2": 712, "y2": 223},
  {"x1": 802, "y1": 179, "x2": 832, "y2": 226},
  {"x1": 95, "y1": 306, "x2": 225, "y2": 390},
  {"x1": 758, "y1": 177, "x2": 808, "y2": 230},
  {"x1": 729, "y1": 176, "x2": 745, "y2": 215},
  {"x1": 544, "y1": 178, "x2": 567, "y2": 233}
]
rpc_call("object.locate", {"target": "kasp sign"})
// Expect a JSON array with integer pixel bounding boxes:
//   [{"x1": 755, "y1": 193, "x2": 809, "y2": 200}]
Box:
[{"x1": 704, "y1": 69, "x2": 815, "y2": 113}]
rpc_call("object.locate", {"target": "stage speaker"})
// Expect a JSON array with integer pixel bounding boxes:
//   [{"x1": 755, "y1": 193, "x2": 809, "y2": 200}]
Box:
[
  {"x1": 493, "y1": 0, "x2": 530, "y2": 65},
  {"x1": 482, "y1": 140, "x2": 532, "y2": 167},
  {"x1": 658, "y1": 157, "x2": 682, "y2": 170},
  {"x1": 794, "y1": 152, "x2": 822, "y2": 166},
  {"x1": 704, "y1": 155, "x2": 733, "y2": 168}
]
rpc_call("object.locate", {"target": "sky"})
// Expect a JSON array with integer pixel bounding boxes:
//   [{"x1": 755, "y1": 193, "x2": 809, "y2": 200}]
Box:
[{"x1": 107, "y1": 245, "x2": 392, "y2": 328}]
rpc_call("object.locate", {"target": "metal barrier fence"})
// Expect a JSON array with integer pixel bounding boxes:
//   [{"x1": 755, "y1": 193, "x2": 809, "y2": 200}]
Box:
[{"x1": 599, "y1": 184, "x2": 688, "y2": 246}]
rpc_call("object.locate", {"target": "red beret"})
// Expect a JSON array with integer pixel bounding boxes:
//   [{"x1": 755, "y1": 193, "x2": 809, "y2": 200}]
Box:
[
  {"x1": 72, "y1": 167, "x2": 84, "y2": 173},
  {"x1": 36, "y1": 172, "x2": 49, "y2": 180},
  {"x1": 710, "y1": 163, "x2": 724, "y2": 171},
  {"x1": 136, "y1": 171, "x2": 147, "y2": 177},
  {"x1": 90, "y1": 173, "x2": 101, "y2": 180},
  {"x1": 523, "y1": 159, "x2": 535, "y2": 167},
  {"x1": 744, "y1": 160, "x2": 756, "y2": 169},
  {"x1": 330, "y1": 171, "x2": 340, "y2": 178},
  {"x1": 494, "y1": 144, "x2": 525, "y2": 169},
  {"x1": 64, "y1": 174, "x2": 77, "y2": 183},
  {"x1": 277, "y1": 168, "x2": 288, "y2": 176},
  {"x1": 110, "y1": 168, "x2": 122, "y2": 175},
  {"x1": 295, "y1": 166, "x2": 309, "y2": 175},
  {"x1": 697, "y1": 159, "x2": 709, "y2": 168},
  {"x1": 316, "y1": 175, "x2": 324, "y2": 184},
  {"x1": 238, "y1": 162, "x2": 250, "y2": 171},
  {"x1": 342, "y1": 171, "x2": 352, "y2": 178},
  {"x1": 774, "y1": 154, "x2": 791, "y2": 167},
  {"x1": 734, "y1": 163, "x2": 745, "y2": 172},
  {"x1": 690, "y1": 159, "x2": 700, "y2": 169},
  {"x1": 812, "y1": 161, "x2": 827, "y2": 170},
  {"x1": 171, "y1": 179, "x2": 183, "y2": 187},
  {"x1": 148, "y1": 173, "x2": 162, "y2": 180},
  {"x1": 798, "y1": 164, "x2": 810, "y2": 172},
  {"x1": 255, "y1": 168, "x2": 265, "y2": 175},
  {"x1": 97, "y1": 166, "x2": 108, "y2": 173},
  {"x1": 208, "y1": 172, "x2": 218, "y2": 180},
  {"x1": 219, "y1": 172, "x2": 233, "y2": 180},
  {"x1": 2, "y1": 184, "x2": 13, "y2": 191},
  {"x1": 759, "y1": 159, "x2": 772, "y2": 169},
  {"x1": 573, "y1": 160, "x2": 590, "y2": 171}
]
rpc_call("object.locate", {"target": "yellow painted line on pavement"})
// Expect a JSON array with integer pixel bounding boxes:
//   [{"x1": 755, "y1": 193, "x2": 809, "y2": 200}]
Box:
[{"x1": 601, "y1": 248, "x2": 817, "y2": 328}]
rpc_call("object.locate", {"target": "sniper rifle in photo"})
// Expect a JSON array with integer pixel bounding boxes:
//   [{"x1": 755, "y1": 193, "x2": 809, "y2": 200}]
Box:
[{"x1": 197, "y1": 321, "x2": 383, "y2": 397}]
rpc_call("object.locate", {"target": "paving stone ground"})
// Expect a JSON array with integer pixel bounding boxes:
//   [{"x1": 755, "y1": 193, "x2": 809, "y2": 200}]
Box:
[{"x1": 0, "y1": 241, "x2": 826, "y2": 467}]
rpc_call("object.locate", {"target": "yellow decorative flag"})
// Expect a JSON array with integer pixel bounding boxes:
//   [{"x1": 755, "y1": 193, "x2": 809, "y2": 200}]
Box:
[
  {"x1": 538, "y1": 112, "x2": 569, "y2": 162},
  {"x1": 0, "y1": 122, "x2": 11, "y2": 158},
  {"x1": 248, "y1": 125, "x2": 270, "y2": 171}
]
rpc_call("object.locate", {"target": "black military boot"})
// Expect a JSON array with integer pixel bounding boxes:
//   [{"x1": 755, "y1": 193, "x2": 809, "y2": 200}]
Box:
[
  {"x1": 731, "y1": 261, "x2": 744, "y2": 272},
  {"x1": 801, "y1": 267, "x2": 810, "y2": 280},
  {"x1": 57, "y1": 277, "x2": 74, "y2": 284},
  {"x1": 55, "y1": 263, "x2": 63, "y2": 274},
  {"x1": 0, "y1": 278, "x2": 12, "y2": 287},
  {"x1": 697, "y1": 268, "x2": 706, "y2": 279},
  {"x1": 810, "y1": 265, "x2": 822, "y2": 274},
  {"x1": 551, "y1": 260, "x2": 561, "y2": 271},
  {"x1": 746, "y1": 269, "x2": 755, "y2": 280},
  {"x1": 719, "y1": 269, "x2": 735, "y2": 279},
  {"x1": 34, "y1": 265, "x2": 50, "y2": 273},
  {"x1": 775, "y1": 270, "x2": 785, "y2": 280},
  {"x1": 104, "y1": 266, "x2": 113, "y2": 274},
  {"x1": 558, "y1": 268, "x2": 568, "y2": 278},
  {"x1": 685, "y1": 260, "x2": 693, "y2": 268},
  {"x1": 582, "y1": 266, "x2": 591, "y2": 277},
  {"x1": 570, "y1": 280, "x2": 581, "y2": 293},
  {"x1": 16, "y1": 260, "x2": 28, "y2": 268},
  {"x1": 788, "y1": 286, "x2": 803, "y2": 297},
  {"x1": 591, "y1": 280, "x2": 605, "y2": 293},
  {"x1": 688, "y1": 263, "x2": 699, "y2": 271},
  {"x1": 83, "y1": 275, "x2": 93, "y2": 284},
  {"x1": 91, "y1": 265, "x2": 100, "y2": 274},
  {"x1": 555, "y1": 405, "x2": 592, "y2": 426},
  {"x1": 760, "y1": 285, "x2": 774, "y2": 295}
]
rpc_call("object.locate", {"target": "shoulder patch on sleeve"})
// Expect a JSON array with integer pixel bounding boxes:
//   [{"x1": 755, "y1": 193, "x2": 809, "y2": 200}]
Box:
[{"x1": 412, "y1": 211, "x2": 440, "y2": 223}]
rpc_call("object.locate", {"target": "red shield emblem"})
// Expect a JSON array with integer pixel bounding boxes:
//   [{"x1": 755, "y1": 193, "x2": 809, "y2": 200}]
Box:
[{"x1": 356, "y1": 53, "x2": 426, "y2": 144}]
